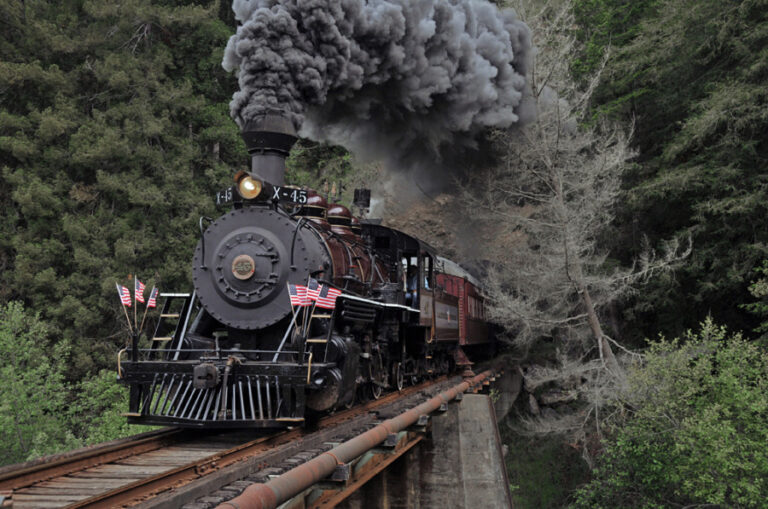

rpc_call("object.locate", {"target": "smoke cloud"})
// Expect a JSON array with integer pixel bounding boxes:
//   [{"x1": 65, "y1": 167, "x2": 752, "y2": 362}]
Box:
[{"x1": 223, "y1": 0, "x2": 532, "y2": 177}]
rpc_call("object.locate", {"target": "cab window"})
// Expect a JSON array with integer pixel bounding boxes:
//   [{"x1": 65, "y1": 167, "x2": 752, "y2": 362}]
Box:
[{"x1": 421, "y1": 254, "x2": 433, "y2": 290}]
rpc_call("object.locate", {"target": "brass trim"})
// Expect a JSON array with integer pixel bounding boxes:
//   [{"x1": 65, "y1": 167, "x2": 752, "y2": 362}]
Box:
[{"x1": 117, "y1": 348, "x2": 126, "y2": 378}]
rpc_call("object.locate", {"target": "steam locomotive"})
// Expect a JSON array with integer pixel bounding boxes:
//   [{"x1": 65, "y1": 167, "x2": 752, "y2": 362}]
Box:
[{"x1": 118, "y1": 114, "x2": 491, "y2": 428}]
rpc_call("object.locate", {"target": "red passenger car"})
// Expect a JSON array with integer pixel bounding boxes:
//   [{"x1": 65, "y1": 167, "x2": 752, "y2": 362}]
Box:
[{"x1": 436, "y1": 257, "x2": 491, "y2": 355}]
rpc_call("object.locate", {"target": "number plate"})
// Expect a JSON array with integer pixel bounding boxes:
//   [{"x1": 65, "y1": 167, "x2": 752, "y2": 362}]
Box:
[
  {"x1": 272, "y1": 186, "x2": 308, "y2": 204},
  {"x1": 215, "y1": 186, "x2": 236, "y2": 206}
]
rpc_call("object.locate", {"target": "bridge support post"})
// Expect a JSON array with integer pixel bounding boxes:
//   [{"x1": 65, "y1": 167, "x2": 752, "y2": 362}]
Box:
[{"x1": 338, "y1": 393, "x2": 512, "y2": 509}]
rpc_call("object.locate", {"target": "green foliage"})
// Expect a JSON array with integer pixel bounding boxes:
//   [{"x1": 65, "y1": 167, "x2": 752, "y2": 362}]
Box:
[
  {"x1": 66, "y1": 369, "x2": 151, "y2": 444},
  {"x1": 0, "y1": 302, "x2": 155, "y2": 466},
  {"x1": 575, "y1": 0, "x2": 768, "y2": 339},
  {"x1": 0, "y1": 0, "x2": 242, "y2": 378},
  {"x1": 286, "y1": 139, "x2": 380, "y2": 208},
  {"x1": 0, "y1": 301, "x2": 75, "y2": 465},
  {"x1": 573, "y1": 319, "x2": 768, "y2": 508},
  {"x1": 571, "y1": 0, "x2": 658, "y2": 82},
  {"x1": 742, "y1": 260, "x2": 768, "y2": 345},
  {"x1": 286, "y1": 140, "x2": 354, "y2": 192},
  {"x1": 503, "y1": 428, "x2": 590, "y2": 509},
  {"x1": 0, "y1": 0, "x2": 247, "y2": 457}
]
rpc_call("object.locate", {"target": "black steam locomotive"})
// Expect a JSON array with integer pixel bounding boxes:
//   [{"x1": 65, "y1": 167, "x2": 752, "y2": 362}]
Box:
[{"x1": 118, "y1": 114, "x2": 491, "y2": 428}]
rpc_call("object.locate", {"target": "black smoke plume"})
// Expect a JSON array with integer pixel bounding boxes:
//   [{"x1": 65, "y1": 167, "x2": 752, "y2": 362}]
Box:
[{"x1": 223, "y1": 0, "x2": 532, "y2": 178}]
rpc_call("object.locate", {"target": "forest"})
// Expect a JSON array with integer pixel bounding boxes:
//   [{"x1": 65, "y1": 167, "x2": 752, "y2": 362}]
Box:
[{"x1": 1, "y1": 0, "x2": 767, "y2": 507}]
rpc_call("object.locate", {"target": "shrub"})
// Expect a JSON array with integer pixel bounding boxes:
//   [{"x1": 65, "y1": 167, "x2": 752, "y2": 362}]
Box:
[
  {"x1": 573, "y1": 319, "x2": 768, "y2": 508},
  {"x1": 0, "y1": 301, "x2": 74, "y2": 465}
]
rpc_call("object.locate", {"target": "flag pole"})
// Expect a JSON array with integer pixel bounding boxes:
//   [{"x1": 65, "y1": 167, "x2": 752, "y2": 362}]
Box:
[
  {"x1": 133, "y1": 276, "x2": 140, "y2": 363},
  {"x1": 122, "y1": 298, "x2": 134, "y2": 336},
  {"x1": 273, "y1": 283, "x2": 301, "y2": 362},
  {"x1": 133, "y1": 275, "x2": 138, "y2": 332},
  {"x1": 117, "y1": 283, "x2": 134, "y2": 335},
  {"x1": 298, "y1": 300, "x2": 313, "y2": 366},
  {"x1": 302, "y1": 297, "x2": 314, "y2": 337},
  {"x1": 302, "y1": 277, "x2": 316, "y2": 337},
  {"x1": 273, "y1": 308, "x2": 301, "y2": 362},
  {"x1": 138, "y1": 297, "x2": 151, "y2": 334}
]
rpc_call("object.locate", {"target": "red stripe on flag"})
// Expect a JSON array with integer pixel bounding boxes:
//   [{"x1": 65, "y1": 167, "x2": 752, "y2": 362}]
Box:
[
  {"x1": 289, "y1": 284, "x2": 310, "y2": 307},
  {"x1": 135, "y1": 278, "x2": 145, "y2": 303},
  {"x1": 117, "y1": 284, "x2": 132, "y2": 307},
  {"x1": 315, "y1": 286, "x2": 342, "y2": 310},
  {"x1": 306, "y1": 278, "x2": 320, "y2": 301},
  {"x1": 147, "y1": 287, "x2": 159, "y2": 308}
]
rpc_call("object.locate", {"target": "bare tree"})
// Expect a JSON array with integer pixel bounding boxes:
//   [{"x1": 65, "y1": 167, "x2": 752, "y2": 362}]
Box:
[
  {"x1": 463, "y1": 0, "x2": 689, "y2": 462},
  {"x1": 468, "y1": 0, "x2": 687, "y2": 365}
]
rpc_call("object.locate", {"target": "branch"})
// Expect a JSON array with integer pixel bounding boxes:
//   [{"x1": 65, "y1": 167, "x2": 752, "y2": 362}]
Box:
[{"x1": 603, "y1": 334, "x2": 644, "y2": 359}]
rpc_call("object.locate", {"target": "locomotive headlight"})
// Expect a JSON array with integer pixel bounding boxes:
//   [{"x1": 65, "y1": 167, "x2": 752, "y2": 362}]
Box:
[{"x1": 237, "y1": 176, "x2": 263, "y2": 200}]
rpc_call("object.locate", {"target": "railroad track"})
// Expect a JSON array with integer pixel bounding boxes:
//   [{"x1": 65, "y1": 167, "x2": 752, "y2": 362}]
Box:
[{"x1": 0, "y1": 376, "x2": 454, "y2": 509}]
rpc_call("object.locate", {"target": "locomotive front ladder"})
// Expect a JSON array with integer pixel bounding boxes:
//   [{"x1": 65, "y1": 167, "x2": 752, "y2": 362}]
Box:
[{"x1": 149, "y1": 292, "x2": 196, "y2": 360}]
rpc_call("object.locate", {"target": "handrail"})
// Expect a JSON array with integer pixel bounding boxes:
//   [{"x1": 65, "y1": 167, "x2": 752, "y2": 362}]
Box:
[{"x1": 117, "y1": 348, "x2": 127, "y2": 378}]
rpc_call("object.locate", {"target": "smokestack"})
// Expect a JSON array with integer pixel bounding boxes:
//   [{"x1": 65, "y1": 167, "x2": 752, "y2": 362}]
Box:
[{"x1": 241, "y1": 113, "x2": 298, "y2": 186}]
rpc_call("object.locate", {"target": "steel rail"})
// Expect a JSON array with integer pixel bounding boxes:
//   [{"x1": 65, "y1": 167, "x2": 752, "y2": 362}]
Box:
[
  {"x1": 65, "y1": 434, "x2": 280, "y2": 509},
  {"x1": 71, "y1": 376, "x2": 450, "y2": 508},
  {"x1": 0, "y1": 375, "x2": 451, "y2": 509},
  {"x1": 217, "y1": 370, "x2": 493, "y2": 509},
  {"x1": 0, "y1": 428, "x2": 181, "y2": 492}
]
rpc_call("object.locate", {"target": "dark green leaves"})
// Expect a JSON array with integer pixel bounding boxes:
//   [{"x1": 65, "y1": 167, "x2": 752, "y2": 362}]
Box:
[
  {"x1": 0, "y1": 0, "x2": 241, "y2": 377},
  {"x1": 576, "y1": 0, "x2": 768, "y2": 338}
]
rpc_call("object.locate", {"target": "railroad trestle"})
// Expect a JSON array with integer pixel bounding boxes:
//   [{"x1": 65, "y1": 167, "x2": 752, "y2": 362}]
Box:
[{"x1": 0, "y1": 369, "x2": 510, "y2": 509}]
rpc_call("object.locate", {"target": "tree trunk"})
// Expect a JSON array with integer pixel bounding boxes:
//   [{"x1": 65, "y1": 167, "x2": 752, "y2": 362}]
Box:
[
  {"x1": 577, "y1": 279, "x2": 621, "y2": 374},
  {"x1": 554, "y1": 174, "x2": 622, "y2": 376},
  {"x1": 10, "y1": 396, "x2": 28, "y2": 456}
]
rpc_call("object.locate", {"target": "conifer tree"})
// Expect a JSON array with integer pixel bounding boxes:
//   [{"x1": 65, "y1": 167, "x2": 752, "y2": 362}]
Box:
[
  {"x1": 0, "y1": 0, "x2": 243, "y2": 377},
  {"x1": 574, "y1": 0, "x2": 768, "y2": 338}
]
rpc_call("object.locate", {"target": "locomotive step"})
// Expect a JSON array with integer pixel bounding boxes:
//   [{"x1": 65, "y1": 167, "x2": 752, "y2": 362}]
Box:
[{"x1": 306, "y1": 338, "x2": 328, "y2": 344}]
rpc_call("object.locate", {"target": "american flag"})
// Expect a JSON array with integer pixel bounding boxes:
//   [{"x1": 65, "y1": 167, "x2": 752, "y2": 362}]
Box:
[
  {"x1": 315, "y1": 285, "x2": 342, "y2": 310},
  {"x1": 147, "y1": 287, "x2": 159, "y2": 308},
  {"x1": 306, "y1": 278, "x2": 321, "y2": 301},
  {"x1": 116, "y1": 283, "x2": 132, "y2": 307},
  {"x1": 135, "y1": 278, "x2": 145, "y2": 303},
  {"x1": 288, "y1": 284, "x2": 310, "y2": 307}
]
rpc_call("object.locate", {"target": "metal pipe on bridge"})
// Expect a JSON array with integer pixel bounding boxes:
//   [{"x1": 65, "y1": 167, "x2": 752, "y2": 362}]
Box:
[{"x1": 217, "y1": 370, "x2": 494, "y2": 509}]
